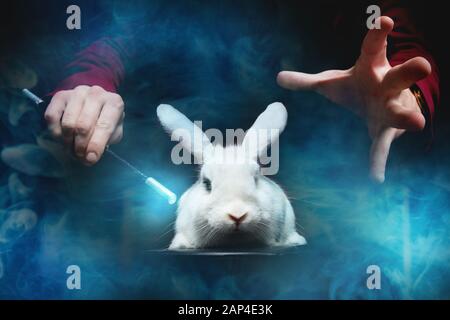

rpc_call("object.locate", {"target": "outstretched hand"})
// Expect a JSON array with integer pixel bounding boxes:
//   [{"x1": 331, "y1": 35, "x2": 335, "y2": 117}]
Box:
[{"x1": 277, "y1": 16, "x2": 431, "y2": 183}]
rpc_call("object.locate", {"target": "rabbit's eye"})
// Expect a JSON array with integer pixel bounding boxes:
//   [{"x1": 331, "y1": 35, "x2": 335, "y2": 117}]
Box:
[{"x1": 203, "y1": 178, "x2": 212, "y2": 192}]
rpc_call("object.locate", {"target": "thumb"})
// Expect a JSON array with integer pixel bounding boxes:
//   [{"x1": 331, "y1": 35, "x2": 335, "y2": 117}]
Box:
[{"x1": 369, "y1": 128, "x2": 398, "y2": 183}]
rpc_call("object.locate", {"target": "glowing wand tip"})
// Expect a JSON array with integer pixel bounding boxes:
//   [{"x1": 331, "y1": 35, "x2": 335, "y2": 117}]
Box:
[
  {"x1": 145, "y1": 177, "x2": 177, "y2": 205},
  {"x1": 19, "y1": 88, "x2": 178, "y2": 205}
]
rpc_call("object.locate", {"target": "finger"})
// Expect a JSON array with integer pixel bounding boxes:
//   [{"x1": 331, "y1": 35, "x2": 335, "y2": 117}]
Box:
[
  {"x1": 360, "y1": 16, "x2": 394, "y2": 66},
  {"x1": 109, "y1": 125, "x2": 124, "y2": 145},
  {"x1": 74, "y1": 90, "x2": 106, "y2": 157},
  {"x1": 382, "y1": 57, "x2": 432, "y2": 94},
  {"x1": 277, "y1": 69, "x2": 350, "y2": 92},
  {"x1": 61, "y1": 87, "x2": 88, "y2": 145},
  {"x1": 369, "y1": 128, "x2": 397, "y2": 183},
  {"x1": 108, "y1": 112, "x2": 125, "y2": 144},
  {"x1": 85, "y1": 100, "x2": 124, "y2": 165},
  {"x1": 384, "y1": 102, "x2": 425, "y2": 131},
  {"x1": 44, "y1": 91, "x2": 67, "y2": 137}
]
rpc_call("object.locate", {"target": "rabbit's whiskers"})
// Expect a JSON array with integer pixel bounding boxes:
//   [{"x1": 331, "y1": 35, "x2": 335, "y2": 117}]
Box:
[{"x1": 156, "y1": 220, "x2": 177, "y2": 241}]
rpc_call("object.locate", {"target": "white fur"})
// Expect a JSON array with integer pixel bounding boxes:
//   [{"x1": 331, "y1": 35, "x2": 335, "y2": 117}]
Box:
[{"x1": 157, "y1": 102, "x2": 306, "y2": 250}]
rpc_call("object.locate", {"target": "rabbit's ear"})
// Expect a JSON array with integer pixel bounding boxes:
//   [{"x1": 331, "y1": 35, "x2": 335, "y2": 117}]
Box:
[
  {"x1": 157, "y1": 104, "x2": 212, "y2": 162},
  {"x1": 243, "y1": 102, "x2": 287, "y2": 158}
]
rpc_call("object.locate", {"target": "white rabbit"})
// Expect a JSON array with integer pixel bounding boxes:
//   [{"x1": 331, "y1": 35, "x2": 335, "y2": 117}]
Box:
[{"x1": 157, "y1": 102, "x2": 306, "y2": 250}]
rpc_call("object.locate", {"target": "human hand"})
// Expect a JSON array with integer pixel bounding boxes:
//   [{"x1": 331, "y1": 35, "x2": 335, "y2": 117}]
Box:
[
  {"x1": 277, "y1": 16, "x2": 431, "y2": 183},
  {"x1": 44, "y1": 85, "x2": 124, "y2": 165}
]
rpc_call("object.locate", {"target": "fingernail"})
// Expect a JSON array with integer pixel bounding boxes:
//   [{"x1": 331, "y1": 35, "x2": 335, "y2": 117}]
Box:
[{"x1": 86, "y1": 152, "x2": 97, "y2": 163}]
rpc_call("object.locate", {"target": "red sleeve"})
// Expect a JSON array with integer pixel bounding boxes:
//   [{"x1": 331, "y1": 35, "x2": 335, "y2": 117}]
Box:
[
  {"x1": 381, "y1": 1, "x2": 440, "y2": 129},
  {"x1": 50, "y1": 37, "x2": 127, "y2": 94}
]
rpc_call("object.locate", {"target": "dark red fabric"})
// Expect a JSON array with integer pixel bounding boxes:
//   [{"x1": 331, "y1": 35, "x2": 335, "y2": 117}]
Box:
[
  {"x1": 382, "y1": 2, "x2": 440, "y2": 127},
  {"x1": 50, "y1": 37, "x2": 126, "y2": 94}
]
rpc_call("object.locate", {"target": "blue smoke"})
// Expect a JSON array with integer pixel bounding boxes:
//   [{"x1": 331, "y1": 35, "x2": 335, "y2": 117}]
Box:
[{"x1": 0, "y1": 0, "x2": 449, "y2": 299}]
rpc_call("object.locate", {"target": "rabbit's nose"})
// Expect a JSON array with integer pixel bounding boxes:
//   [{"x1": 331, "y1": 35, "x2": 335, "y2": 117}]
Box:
[{"x1": 228, "y1": 213, "x2": 248, "y2": 226}]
